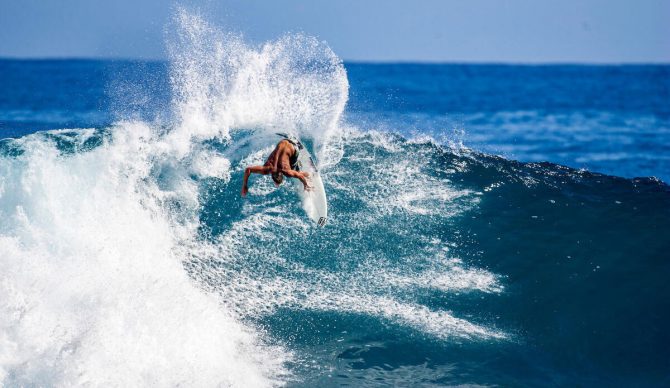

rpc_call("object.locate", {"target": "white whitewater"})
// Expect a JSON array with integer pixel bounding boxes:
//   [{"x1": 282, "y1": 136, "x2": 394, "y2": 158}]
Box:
[{"x1": 0, "y1": 8, "x2": 506, "y2": 387}]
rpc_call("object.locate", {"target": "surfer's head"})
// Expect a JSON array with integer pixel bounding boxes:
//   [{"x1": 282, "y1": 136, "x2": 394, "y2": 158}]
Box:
[{"x1": 272, "y1": 171, "x2": 284, "y2": 186}]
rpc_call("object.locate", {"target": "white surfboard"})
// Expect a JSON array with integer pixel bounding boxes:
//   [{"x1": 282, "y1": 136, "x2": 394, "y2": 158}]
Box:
[{"x1": 277, "y1": 133, "x2": 328, "y2": 226}]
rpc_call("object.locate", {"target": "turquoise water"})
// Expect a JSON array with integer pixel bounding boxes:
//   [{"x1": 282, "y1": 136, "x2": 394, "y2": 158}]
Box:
[{"x1": 1, "y1": 11, "x2": 669, "y2": 387}]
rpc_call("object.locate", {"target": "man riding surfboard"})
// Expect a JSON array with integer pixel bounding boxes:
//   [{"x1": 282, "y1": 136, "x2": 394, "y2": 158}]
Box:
[{"x1": 241, "y1": 139, "x2": 312, "y2": 197}]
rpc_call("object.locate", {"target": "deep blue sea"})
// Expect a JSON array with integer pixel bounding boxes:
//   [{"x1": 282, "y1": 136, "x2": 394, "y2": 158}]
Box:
[{"x1": 1, "y1": 13, "x2": 669, "y2": 387}]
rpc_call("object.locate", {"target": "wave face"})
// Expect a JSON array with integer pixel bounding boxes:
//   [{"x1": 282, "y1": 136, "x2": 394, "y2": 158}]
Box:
[{"x1": 1, "y1": 10, "x2": 670, "y2": 388}]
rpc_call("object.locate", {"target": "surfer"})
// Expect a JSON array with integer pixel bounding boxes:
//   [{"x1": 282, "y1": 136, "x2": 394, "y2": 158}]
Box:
[{"x1": 241, "y1": 139, "x2": 311, "y2": 197}]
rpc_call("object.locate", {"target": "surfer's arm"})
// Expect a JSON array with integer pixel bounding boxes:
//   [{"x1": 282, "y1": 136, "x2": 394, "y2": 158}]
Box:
[
  {"x1": 281, "y1": 169, "x2": 312, "y2": 191},
  {"x1": 241, "y1": 165, "x2": 272, "y2": 196}
]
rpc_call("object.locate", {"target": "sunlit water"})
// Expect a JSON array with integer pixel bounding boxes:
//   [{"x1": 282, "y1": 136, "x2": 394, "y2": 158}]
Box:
[{"x1": 1, "y1": 9, "x2": 669, "y2": 387}]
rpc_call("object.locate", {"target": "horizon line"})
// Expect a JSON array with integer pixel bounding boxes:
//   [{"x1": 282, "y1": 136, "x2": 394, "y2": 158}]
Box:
[{"x1": 1, "y1": 56, "x2": 669, "y2": 66}]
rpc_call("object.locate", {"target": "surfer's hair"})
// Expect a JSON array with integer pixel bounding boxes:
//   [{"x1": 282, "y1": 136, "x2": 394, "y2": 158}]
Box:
[{"x1": 272, "y1": 171, "x2": 284, "y2": 185}]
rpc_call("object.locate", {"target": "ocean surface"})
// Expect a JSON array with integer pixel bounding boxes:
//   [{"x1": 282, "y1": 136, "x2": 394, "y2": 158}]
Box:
[{"x1": 1, "y1": 11, "x2": 669, "y2": 387}]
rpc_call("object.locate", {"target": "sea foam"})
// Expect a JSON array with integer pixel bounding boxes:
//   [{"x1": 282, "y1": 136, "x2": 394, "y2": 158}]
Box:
[{"x1": 1, "y1": 9, "x2": 506, "y2": 387}]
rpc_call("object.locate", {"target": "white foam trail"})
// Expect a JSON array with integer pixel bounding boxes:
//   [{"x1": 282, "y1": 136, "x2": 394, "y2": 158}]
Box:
[
  {"x1": 186, "y1": 240, "x2": 506, "y2": 343},
  {"x1": 183, "y1": 138, "x2": 507, "y2": 341}
]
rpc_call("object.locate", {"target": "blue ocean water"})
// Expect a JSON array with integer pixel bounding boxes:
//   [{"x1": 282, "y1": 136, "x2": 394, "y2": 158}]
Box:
[
  {"x1": 1, "y1": 13, "x2": 669, "y2": 387},
  {"x1": 2, "y1": 61, "x2": 669, "y2": 182}
]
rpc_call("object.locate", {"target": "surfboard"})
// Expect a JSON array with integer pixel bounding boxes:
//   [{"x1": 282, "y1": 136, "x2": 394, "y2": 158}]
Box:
[{"x1": 277, "y1": 133, "x2": 328, "y2": 226}]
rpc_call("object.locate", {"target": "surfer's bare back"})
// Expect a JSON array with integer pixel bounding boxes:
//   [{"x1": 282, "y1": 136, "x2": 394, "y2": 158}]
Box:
[{"x1": 241, "y1": 139, "x2": 311, "y2": 197}]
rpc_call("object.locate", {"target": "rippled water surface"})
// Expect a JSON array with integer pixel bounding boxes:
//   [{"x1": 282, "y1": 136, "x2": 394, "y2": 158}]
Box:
[{"x1": 1, "y1": 10, "x2": 669, "y2": 387}]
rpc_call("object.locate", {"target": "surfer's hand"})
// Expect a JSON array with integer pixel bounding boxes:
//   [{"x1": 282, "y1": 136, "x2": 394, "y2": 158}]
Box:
[
  {"x1": 241, "y1": 185, "x2": 248, "y2": 197},
  {"x1": 303, "y1": 171, "x2": 315, "y2": 191},
  {"x1": 299, "y1": 174, "x2": 312, "y2": 191}
]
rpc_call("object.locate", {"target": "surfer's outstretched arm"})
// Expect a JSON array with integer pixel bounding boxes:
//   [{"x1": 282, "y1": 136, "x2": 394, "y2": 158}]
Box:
[
  {"x1": 242, "y1": 165, "x2": 272, "y2": 197},
  {"x1": 282, "y1": 169, "x2": 312, "y2": 191}
]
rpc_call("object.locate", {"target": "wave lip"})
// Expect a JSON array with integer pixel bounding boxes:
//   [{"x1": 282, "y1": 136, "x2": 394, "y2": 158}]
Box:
[{"x1": 166, "y1": 7, "x2": 349, "y2": 156}]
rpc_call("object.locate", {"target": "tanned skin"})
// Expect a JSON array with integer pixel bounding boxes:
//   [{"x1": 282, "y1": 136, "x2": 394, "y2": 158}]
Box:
[{"x1": 241, "y1": 140, "x2": 311, "y2": 197}]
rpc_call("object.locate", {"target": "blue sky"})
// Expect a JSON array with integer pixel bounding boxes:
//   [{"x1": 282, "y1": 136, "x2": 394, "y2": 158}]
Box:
[{"x1": 1, "y1": 0, "x2": 668, "y2": 63}]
